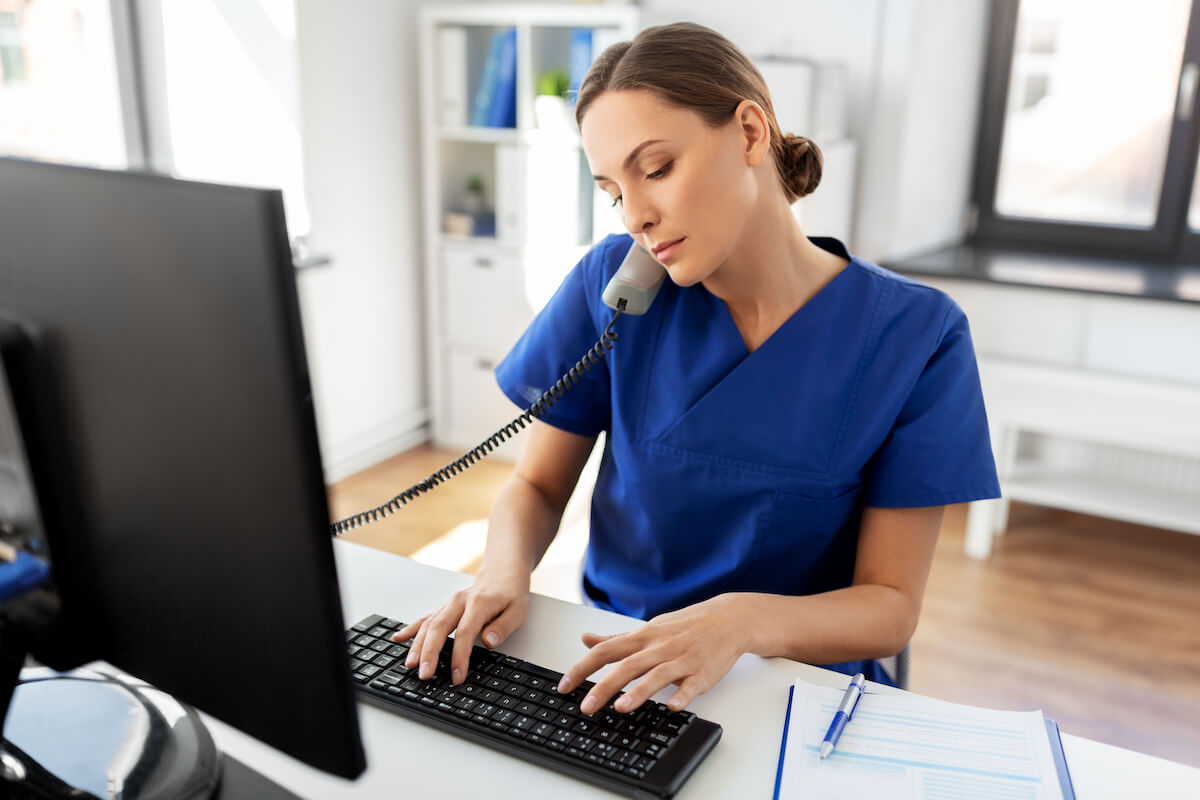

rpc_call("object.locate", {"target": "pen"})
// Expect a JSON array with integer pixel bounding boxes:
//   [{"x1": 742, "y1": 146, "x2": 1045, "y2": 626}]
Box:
[{"x1": 820, "y1": 672, "x2": 866, "y2": 760}]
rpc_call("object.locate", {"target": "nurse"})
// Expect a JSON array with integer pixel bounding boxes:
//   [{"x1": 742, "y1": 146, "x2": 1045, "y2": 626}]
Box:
[{"x1": 398, "y1": 22, "x2": 1000, "y2": 714}]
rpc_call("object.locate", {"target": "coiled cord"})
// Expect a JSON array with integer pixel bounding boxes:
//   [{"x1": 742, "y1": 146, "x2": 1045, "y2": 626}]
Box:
[{"x1": 330, "y1": 304, "x2": 625, "y2": 536}]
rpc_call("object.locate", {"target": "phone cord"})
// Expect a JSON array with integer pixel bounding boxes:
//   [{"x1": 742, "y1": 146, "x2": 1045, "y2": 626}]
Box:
[{"x1": 330, "y1": 303, "x2": 625, "y2": 536}]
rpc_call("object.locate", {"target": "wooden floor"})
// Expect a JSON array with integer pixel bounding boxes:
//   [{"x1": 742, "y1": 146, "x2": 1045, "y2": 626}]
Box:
[{"x1": 330, "y1": 445, "x2": 1200, "y2": 768}]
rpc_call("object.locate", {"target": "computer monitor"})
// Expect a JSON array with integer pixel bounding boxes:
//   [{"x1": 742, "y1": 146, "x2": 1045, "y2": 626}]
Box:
[{"x1": 0, "y1": 157, "x2": 366, "y2": 785}]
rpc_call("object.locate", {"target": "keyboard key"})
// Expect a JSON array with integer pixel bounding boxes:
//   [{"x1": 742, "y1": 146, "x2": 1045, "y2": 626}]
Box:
[
  {"x1": 379, "y1": 618, "x2": 401, "y2": 629},
  {"x1": 368, "y1": 627, "x2": 389, "y2": 638}
]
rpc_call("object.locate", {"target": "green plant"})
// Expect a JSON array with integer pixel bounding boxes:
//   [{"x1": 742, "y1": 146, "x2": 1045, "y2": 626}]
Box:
[{"x1": 537, "y1": 69, "x2": 570, "y2": 98}]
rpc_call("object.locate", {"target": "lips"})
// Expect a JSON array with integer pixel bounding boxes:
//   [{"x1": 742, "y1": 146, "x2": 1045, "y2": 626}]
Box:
[{"x1": 651, "y1": 237, "x2": 685, "y2": 256}]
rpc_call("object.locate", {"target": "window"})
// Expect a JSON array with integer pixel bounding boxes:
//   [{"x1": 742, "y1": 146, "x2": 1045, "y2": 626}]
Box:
[
  {"x1": 149, "y1": 0, "x2": 311, "y2": 235},
  {"x1": 0, "y1": 0, "x2": 128, "y2": 168},
  {"x1": 0, "y1": 0, "x2": 312, "y2": 240},
  {"x1": 974, "y1": 0, "x2": 1200, "y2": 261}
]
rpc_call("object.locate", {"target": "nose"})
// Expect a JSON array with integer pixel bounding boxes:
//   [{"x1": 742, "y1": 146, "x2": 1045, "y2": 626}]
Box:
[{"x1": 620, "y1": 191, "x2": 658, "y2": 236}]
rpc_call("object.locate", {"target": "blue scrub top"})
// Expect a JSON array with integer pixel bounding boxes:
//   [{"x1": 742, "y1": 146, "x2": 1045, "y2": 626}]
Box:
[{"x1": 495, "y1": 234, "x2": 1000, "y2": 686}]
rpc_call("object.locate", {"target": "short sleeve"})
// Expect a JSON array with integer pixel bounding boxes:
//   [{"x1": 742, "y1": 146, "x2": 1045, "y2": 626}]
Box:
[
  {"x1": 493, "y1": 238, "x2": 624, "y2": 437},
  {"x1": 864, "y1": 306, "x2": 1001, "y2": 507}
]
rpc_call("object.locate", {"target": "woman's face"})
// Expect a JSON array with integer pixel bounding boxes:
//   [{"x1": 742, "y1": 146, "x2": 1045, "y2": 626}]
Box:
[{"x1": 580, "y1": 89, "x2": 762, "y2": 287}]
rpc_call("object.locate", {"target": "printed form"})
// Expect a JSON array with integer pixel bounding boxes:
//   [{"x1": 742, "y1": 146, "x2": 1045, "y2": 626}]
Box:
[{"x1": 775, "y1": 679, "x2": 1066, "y2": 800}]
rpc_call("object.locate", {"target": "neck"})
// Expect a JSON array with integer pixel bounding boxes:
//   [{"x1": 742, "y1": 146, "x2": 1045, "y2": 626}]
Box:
[{"x1": 702, "y1": 194, "x2": 848, "y2": 351}]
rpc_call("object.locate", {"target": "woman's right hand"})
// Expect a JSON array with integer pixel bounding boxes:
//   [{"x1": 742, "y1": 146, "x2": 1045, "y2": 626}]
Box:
[{"x1": 391, "y1": 567, "x2": 530, "y2": 686}]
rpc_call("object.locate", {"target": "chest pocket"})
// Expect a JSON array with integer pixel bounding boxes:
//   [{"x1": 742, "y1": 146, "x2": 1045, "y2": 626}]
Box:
[{"x1": 741, "y1": 484, "x2": 865, "y2": 597}]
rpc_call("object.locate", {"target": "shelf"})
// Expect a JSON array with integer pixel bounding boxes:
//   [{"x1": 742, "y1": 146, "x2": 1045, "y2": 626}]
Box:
[
  {"x1": 1005, "y1": 464, "x2": 1200, "y2": 536},
  {"x1": 437, "y1": 126, "x2": 582, "y2": 148},
  {"x1": 438, "y1": 125, "x2": 522, "y2": 144}
]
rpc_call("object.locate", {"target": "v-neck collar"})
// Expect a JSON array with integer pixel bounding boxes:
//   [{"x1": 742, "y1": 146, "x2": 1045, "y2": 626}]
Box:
[{"x1": 710, "y1": 249, "x2": 856, "y2": 359}]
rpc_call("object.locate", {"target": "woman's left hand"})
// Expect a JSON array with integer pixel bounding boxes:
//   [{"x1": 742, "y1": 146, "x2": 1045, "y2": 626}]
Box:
[{"x1": 555, "y1": 593, "x2": 754, "y2": 715}]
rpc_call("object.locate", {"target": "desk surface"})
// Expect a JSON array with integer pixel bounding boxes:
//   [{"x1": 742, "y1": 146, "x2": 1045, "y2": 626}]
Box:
[{"x1": 204, "y1": 541, "x2": 1200, "y2": 799}]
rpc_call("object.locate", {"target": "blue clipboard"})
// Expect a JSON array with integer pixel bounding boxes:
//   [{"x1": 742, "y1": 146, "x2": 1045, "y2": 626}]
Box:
[{"x1": 773, "y1": 685, "x2": 1077, "y2": 799}]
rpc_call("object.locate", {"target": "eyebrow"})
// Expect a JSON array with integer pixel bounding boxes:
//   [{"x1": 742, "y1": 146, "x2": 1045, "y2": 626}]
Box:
[{"x1": 591, "y1": 139, "x2": 667, "y2": 183}]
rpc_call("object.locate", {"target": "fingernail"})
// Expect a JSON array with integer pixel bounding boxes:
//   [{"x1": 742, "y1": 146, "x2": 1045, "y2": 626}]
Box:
[
  {"x1": 557, "y1": 677, "x2": 571, "y2": 693},
  {"x1": 485, "y1": 632, "x2": 499, "y2": 647},
  {"x1": 452, "y1": 668, "x2": 462, "y2": 684},
  {"x1": 419, "y1": 661, "x2": 431, "y2": 680},
  {"x1": 616, "y1": 696, "x2": 630, "y2": 712},
  {"x1": 581, "y1": 696, "x2": 596, "y2": 714}
]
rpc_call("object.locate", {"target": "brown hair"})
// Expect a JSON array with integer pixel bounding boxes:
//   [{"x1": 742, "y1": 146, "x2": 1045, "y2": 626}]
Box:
[{"x1": 574, "y1": 22, "x2": 822, "y2": 203}]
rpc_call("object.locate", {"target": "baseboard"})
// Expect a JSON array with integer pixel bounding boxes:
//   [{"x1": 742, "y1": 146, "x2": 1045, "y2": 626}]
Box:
[{"x1": 321, "y1": 408, "x2": 429, "y2": 484}]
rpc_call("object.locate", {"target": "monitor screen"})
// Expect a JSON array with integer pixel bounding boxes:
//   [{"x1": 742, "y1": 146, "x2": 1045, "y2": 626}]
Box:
[{"x1": 0, "y1": 157, "x2": 365, "y2": 778}]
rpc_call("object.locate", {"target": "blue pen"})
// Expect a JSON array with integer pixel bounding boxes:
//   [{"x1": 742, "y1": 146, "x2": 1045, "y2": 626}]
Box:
[{"x1": 820, "y1": 672, "x2": 866, "y2": 760}]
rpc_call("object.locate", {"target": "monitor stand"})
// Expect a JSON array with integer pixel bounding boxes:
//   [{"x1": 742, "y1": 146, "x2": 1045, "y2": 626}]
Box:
[{"x1": 1, "y1": 666, "x2": 222, "y2": 800}]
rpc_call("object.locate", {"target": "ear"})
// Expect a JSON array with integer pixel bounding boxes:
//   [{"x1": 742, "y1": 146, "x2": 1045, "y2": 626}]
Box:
[{"x1": 734, "y1": 99, "x2": 771, "y2": 167}]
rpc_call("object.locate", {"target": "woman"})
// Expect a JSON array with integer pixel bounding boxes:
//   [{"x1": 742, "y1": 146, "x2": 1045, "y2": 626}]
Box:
[{"x1": 396, "y1": 22, "x2": 999, "y2": 716}]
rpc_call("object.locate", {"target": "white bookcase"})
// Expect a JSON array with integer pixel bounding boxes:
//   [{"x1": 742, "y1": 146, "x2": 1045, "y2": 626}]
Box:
[{"x1": 417, "y1": 5, "x2": 639, "y2": 456}]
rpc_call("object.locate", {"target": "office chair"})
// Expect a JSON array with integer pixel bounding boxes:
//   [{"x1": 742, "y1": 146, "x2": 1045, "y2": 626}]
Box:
[{"x1": 879, "y1": 644, "x2": 910, "y2": 690}]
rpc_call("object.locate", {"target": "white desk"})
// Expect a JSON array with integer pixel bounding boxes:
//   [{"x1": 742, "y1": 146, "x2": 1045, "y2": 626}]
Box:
[{"x1": 204, "y1": 541, "x2": 1200, "y2": 799}]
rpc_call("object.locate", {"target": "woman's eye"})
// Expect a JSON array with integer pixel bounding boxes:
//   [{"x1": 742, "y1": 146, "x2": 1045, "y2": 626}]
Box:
[
  {"x1": 647, "y1": 162, "x2": 673, "y2": 180},
  {"x1": 611, "y1": 195, "x2": 622, "y2": 208}
]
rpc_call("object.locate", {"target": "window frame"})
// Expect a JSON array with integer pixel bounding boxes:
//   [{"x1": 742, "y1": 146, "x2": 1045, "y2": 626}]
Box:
[{"x1": 972, "y1": 0, "x2": 1200, "y2": 263}]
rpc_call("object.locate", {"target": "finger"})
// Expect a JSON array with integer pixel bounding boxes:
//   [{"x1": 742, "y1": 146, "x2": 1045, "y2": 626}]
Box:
[
  {"x1": 581, "y1": 631, "x2": 618, "y2": 648},
  {"x1": 613, "y1": 662, "x2": 687, "y2": 713},
  {"x1": 481, "y1": 597, "x2": 526, "y2": 650},
  {"x1": 665, "y1": 675, "x2": 707, "y2": 712},
  {"x1": 558, "y1": 632, "x2": 641, "y2": 695},
  {"x1": 404, "y1": 621, "x2": 428, "y2": 668},
  {"x1": 393, "y1": 615, "x2": 429, "y2": 643},
  {"x1": 418, "y1": 598, "x2": 465, "y2": 679},
  {"x1": 579, "y1": 650, "x2": 659, "y2": 716},
  {"x1": 451, "y1": 601, "x2": 507, "y2": 684}
]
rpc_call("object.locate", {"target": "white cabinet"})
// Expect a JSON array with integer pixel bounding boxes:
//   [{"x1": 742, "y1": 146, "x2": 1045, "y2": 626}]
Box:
[
  {"x1": 923, "y1": 278, "x2": 1200, "y2": 558},
  {"x1": 418, "y1": 5, "x2": 639, "y2": 456}
]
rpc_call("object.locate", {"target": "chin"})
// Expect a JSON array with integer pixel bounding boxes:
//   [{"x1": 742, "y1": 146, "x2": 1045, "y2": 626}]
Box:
[{"x1": 662, "y1": 258, "x2": 713, "y2": 289}]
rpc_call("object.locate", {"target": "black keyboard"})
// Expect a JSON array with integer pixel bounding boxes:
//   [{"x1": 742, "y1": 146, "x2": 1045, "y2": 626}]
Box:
[{"x1": 346, "y1": 614, "x2": 722, "y2": 799}]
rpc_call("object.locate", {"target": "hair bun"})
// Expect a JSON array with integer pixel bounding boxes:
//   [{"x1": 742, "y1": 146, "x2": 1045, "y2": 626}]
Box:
[{"x1": 779, "y1": 134, "x2": 822, "y2": 201}]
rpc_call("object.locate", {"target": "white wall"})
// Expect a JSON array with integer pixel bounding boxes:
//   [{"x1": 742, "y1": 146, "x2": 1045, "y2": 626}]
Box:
[
  {"x1": 294, "y1": 0, "x2": 428, "y2": 482},
  {"x1": 855, "y1": 0, "x2": 990, "y2": 261}
]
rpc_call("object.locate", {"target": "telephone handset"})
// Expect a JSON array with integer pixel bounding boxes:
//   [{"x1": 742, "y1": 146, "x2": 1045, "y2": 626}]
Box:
[{"x1": 330, "y1": 242, "x2": 664, "y2": 535}]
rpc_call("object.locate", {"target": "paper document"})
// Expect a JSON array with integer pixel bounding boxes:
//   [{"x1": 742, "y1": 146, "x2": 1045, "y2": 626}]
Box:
[{"x1": 775, "y1": 678, "x2": 1066, "y2": 800}]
